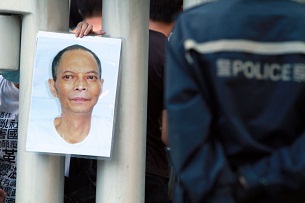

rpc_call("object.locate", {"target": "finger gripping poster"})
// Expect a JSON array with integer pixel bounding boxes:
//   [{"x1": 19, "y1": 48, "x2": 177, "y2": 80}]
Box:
[{"x1": 26, "y1": 31, "x2": 121, "y2": 159}]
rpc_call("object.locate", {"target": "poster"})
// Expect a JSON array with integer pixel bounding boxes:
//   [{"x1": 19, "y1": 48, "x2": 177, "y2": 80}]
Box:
[{"x1": 26, "y1": 31, "x2": 121, "y2": 159}]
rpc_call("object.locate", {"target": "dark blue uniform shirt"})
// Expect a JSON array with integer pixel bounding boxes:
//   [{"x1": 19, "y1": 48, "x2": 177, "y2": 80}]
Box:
[{"x1": 165, "y1": 0, "x2": 305, "y2": 202}]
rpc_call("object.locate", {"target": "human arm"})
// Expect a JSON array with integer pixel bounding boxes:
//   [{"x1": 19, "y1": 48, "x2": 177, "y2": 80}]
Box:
[
  {"x1": 0, "y1": 188, "x2": 6, "y2": 203},
  {"x1": 165, "y1": 21, "x2": 238, "y2": 202},
  {"x1": 74, "y1": 21, "x2": 106, "y2": 38},
  {"x1": 238, "y1": 132, "x2": 305, "y2": 192}
]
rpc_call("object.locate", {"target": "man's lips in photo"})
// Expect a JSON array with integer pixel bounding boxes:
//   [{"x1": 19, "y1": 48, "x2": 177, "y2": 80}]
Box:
[{"x1": 70, "y1": 97, "x2": 90, "y2": 103}]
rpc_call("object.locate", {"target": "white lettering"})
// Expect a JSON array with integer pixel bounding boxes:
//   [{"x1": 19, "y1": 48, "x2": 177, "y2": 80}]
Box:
[
  {"x1": 268, "y1": 64, "x2": 281, "y2": 81},
  {"x1": 282, "y1": 64, "x2": 291, "y2": 81},
  {"x1": 216, "y1": 58, "x2": 297, "y2": 82},
  {"x1": 232, "y1": 60, "x2": 243, "y2": 76},
  {"x1": 243, "y1": 61, "x2": 257, "y2": 79}
]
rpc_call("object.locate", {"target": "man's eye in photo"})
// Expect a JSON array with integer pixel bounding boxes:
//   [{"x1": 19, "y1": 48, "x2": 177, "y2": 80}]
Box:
[
  {"x1": 87, "y1": 75, "x2": 97, "y2": 80},
  {"x1": 63, "y1": 75, "x2": 72, "y2": 79}
]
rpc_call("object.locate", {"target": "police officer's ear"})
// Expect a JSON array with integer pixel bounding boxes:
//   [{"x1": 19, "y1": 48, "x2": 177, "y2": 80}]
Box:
[{"x1": 48, "y1": 78, "x2": 58, "y2": 98}]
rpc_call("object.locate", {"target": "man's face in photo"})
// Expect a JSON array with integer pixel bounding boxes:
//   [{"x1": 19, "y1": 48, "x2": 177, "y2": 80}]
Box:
[{"x1": 49, "y1": 49, "x2": 104, "y2": 115}]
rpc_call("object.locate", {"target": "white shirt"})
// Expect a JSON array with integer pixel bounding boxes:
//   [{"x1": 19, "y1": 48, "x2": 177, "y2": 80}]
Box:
[{"x1": 26, "y1": 115, "x2": 113, "y2": 158}]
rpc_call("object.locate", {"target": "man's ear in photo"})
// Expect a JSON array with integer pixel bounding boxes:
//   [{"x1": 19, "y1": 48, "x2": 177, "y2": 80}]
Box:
[
  {"x1": 48, "y1": 78, "x2": 58, "y2": 98},
  {"x1": 100, "y1": 78, "x2": 104, "y2": 95}
]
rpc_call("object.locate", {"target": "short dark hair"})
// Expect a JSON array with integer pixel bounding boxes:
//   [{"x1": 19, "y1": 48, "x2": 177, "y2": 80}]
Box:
[
  {"x1": 75, "y1": 0, "x2": 103, "y2": 18},
  {"x1": 150, "y1": 0, "x2": 183, "y2": 23},
  {"x1": 51, "y1": 44, "x2": 102, "y2": 81}
]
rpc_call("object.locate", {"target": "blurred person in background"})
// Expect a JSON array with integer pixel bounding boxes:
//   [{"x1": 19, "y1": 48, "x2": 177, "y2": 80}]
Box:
[
  {"x1": 146, "y1": 0, "x2": 182, "y2": 202},
  {"x1": 71, "y1": 0, "x2": 104, "y2": 37},
  {"x1": 69, "y1": 0, "x2": 82, "y2": 32},
  {"x1": 0, "y1": 71, "x2": 19, "y2": 203}
]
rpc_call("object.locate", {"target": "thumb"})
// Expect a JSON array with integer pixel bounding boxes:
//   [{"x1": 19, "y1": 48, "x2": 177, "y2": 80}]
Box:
[{"x1": 93, "y1": 30, "x2": 106, "y2": 36}]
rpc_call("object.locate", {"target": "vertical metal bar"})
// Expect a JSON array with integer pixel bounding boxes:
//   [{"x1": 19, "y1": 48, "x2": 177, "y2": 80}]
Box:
[
  {"x1": 96, "y1": 0, "x2": 149, "y2": 202},
  {"x1": 13, "y1": 0, "x2": 69, "y2": 202},
  {"x1": 0, "y1": 15, "x2": 20, "y2": 71}
]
